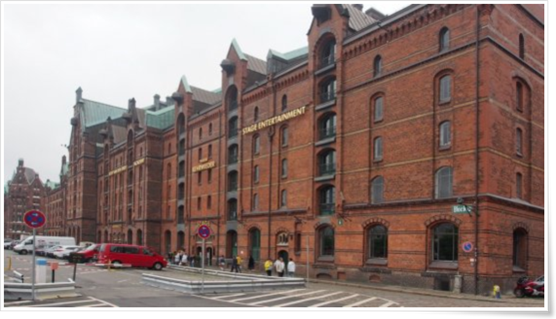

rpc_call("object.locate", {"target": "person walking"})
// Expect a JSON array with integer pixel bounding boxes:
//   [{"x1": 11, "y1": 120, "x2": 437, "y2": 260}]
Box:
[
  {"x1": 287, "y1": 258, "x2": 296, "y2": 277},
  {"x1": 231, "y1": 255, "x2": 239, "y2": 273},
  {"x1": 274, "y1": 257, "x2": 285, "y2": 277},
  {"x1": 174, "y1": 251, "x2": 182, "y2": 265},
  {"x1": 264, "y1": 259, "x2": 273, "y2": 276},
  {"x1": 219, "y1": 255, "x2": 226, "y2": 271},
  {"x1": 181, "y1": 252, "x2": 188, "y2": 266}
]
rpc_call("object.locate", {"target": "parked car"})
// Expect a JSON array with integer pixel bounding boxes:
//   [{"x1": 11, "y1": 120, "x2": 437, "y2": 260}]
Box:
[
  {"x1": 36, "y1": 245, "x2": 56, "y2": 256},
  {"x1": 13, "y1": 236, "x2": 76, "y2": 255},
  {"x1": 9, "y1": 240, "x2": 21, "y2": 250},
  {"x1": 97, "y1": 243, "x2": 167, "y2": 270},
  {"x1": 4, "y1": 240, "x2": 13, "y2": 249},
  {"x1": 53, "y1": 245, "x2": 82, "y2": 259},
  {"x1": 45, "y1": 245, "x2": 63, "y2": 258},
  {"x1": 75, "y1": 243, "x2": 99, "y2": 262}
]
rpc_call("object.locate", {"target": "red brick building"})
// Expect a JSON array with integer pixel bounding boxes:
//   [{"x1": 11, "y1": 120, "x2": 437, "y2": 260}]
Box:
[
  {"x1": 4, "y1": 159, "x2": 46, "y2": 239},
  {"x1": 56, "y1": 4, "x2": 543, "y2": 294}
]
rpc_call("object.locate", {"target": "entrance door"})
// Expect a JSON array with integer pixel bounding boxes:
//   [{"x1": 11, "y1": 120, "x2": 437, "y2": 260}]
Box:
[
  {"x1": 278, "y1": 250, "x2": 289, "y2": 268},
  {"x1": 249, "y1": 228, "x2": 261, "y2": 262},
  {"x1": 226, "y1": 231, "x2": 238, "y2": 258},
  {"x1": 206, "y1": 247, "x2": 213, "y2": 266}
]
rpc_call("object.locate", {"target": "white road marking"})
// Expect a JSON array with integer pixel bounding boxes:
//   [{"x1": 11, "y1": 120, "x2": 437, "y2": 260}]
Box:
[
  {"x1": 25, "y1": 299, "x2": 96, "y2": 307},
  {"x1": 343, "y1": 297, "x2": 377, "y2": 307},
  {"x1": 273, "y1": 291, "x2": 344, "y2": 307},
  {"x1": 309, "y1": 294, "x2": 360, "y2": 307},
  {"x1": 117, "y1": 279, "x2": 129, "y2": 283},
  {"x1": 228, "y1": 289, "x2": 306, "y2": 302},
  {"x1": 211, "y1": 293, "x2": 246, "y2": 300},
  {"x1": 4, "y1": 300, "x2": 33, "y2": 306},
  {"x1": 88, "y1": 296, "x2": 118, "y2": 307},
  {"x1": 379, "y1": 301, "x2": 396, "y2": 307},
  {"x1": 250, "y1": 289, "x2": 326, "y2": 305}
]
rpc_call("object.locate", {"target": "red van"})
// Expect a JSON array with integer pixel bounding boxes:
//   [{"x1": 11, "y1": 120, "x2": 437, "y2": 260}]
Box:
[
  {"x1": 75, "y1": 243, "x2": 99, "y2": 263},
  {"x1": 97, "y1": 243, "x2": 167, "y2": 270}
]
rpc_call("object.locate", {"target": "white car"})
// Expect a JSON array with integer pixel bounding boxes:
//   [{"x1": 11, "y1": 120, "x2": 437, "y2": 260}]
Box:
[{"x1": 53, "y1": 245, "x2": 82, "y2": 259}]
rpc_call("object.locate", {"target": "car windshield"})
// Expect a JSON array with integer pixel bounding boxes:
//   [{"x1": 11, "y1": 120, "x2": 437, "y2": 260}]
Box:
[{"x1": 83, "y1": 244, "x2": 97, "y2": 251}]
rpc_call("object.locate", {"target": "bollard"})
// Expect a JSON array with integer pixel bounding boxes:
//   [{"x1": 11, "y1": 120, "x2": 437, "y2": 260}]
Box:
[
  {"x1": 453, "y1": 275, "x2": 462, "y2": 293},
  {"x1": 36, "y1": 259, "x2": 48, "y2": 284},
  {"x1": 493, "y1": 285, "x2": 501, "y2": 299},
  {"x1": 50, "y1": 262, "x2": 59, "y2": 283},
  {"x1": 107, "y1": 259, "x2": 111, "y2": 271}
]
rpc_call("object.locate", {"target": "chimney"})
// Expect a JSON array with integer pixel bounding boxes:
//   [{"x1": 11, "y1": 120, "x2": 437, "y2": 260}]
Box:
[
  {"x1": 353, "y1": 4, "x2": 363, "y2": 11},
  {"x1": 76, "y1": 87, "x2": 83, "y2": 103},
  {"x1": 62, "y1": 155, "x2": 67, "y2": 165},
  {"x1": 18, "y1": 158, "x2": 24, "y2": 167},
  {"x1": 128, "y1": 98, "x2": 136, "y2": 109},
  {"x1": 154, "y1": 94, "x2": 160, "y2": 110}
]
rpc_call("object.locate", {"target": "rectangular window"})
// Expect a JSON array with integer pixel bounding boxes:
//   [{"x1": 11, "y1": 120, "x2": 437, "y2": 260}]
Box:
[
  {"x1": 198, "y1": 171, "x2": 202, "y2": 185},
  {"x1": 439, "y1": 76, "x2": 451, "y2": 103},
  {"x1": 208, "y1": 169, "x2": 212, "y2": 183},
  {"x1": 440, "y1": 122, "x2": 451, "y2": 147},
  {"x1": 374, "y1": 137, "x2": 383, "y2": 160},
  {"x1": 516, "y1": 173, "x2": 523, "y2": 199},
  {"x1": 253, "y1": 194, "x2": 259, "y2": 211},
  {"x1": 516, "y1": 129, "x2": 523, "y2": 155}
]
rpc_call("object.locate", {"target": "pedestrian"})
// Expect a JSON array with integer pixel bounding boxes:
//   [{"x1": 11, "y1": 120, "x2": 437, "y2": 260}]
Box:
[
  {"x1": 248, "y1": 255, "x2": 255, "y2": 271},
  {"x1": 264, "y1": 259, "x2": 273, "y2": 276},
  {"x1": 287, "y1": 258, "x2": 296, "y2": 277},
  {"x1": 274, "y1": 257, "x2": 285, "y2": 277},
  {"x1": 174, "y1": 250, "x2": 182, "y2": 265},
  {"x1": 231, "y1": 255, "x2": 239, "y2": 273},
  {"x1": 181, "y1": 252, "x2": 188, "y2": 266},
  {"x1": 236, "y1": 255, "x2": 243, "y2": 273},
  {"x1": 219, "y1": 255, "x2": 226, "y2": 271},
  {"x1": 167, "y1": 251, "x2": 174, "y2": 264}
]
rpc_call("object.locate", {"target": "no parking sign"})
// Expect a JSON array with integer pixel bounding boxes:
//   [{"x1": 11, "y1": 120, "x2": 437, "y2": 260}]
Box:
[{"x1": 462, "y1": 241, "x2": 474, "y2": 253}]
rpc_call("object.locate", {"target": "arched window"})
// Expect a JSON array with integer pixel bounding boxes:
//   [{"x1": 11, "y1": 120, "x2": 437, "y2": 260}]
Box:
[
  {"x1": 439, "y1": 121, "x2": 451, "y2": 147},
  {"x1": 373, "y1": 137, "x2": 383, "y2": 160},
  {"x1": 281, "y1": 189, "x2": 287, "y2": 207},
  {"x1": 439, "y1": 27, "x2": 450, "y2": 52},
  {"x1": 371, "y1": 176, "x2": 384, "y2": 204},
  {"x1": 253, "y1": 134, "x2": 260, "y2": 155},
  {"x1": 281, "y1": 95, "x2": 288, "y2": 111},
  {"x1": 319, "y1": 77, "x2": 336, "y2": 103},
  {"x1": 252, "y1": 193, "x2": 259, "y2": 211},
  {"x1": 319, "y1": 185, "x2": 335, "y2": 215},
  {"x1": 228, "y1": 116, "x2": 238, "y2": 138},
  {"x1": 227, "y1": 86, "x2": 238, "y2": 111},
  {"x1": 253, "y1": 165, "x2": 260, "y2": 183},
  {"x1": 318, "y1": 149, "x2": 336, "y2": 176},
  {"x1": 254, "y1": 106, "x2": 259, "y2": 122},
  {"x1": 519, "y1": 34, "x2": 525, "y2": 59},
  {"x1": 368, "y1": 225, "x2": 388, "y2": 259},
  {"x1": 228, "y1": 144, "x2": 238, "y2": 164},
  {"x1": 209, "y1": 123, "x2": 213, "y2": 135},
  {"x1": 516, "y1": 128, "x2": 523, "y2": 155},
  {"x1": 320, "y1": 39, "x2": 336, "y2": 67},
  {"x1": 277, "y1": 232, "x2": 289, "y2": 245},
  {"x1": 319, "y1": 112, "x2": 336, "y2": 140},
  {"x1": 373, "y1": 96, "x2": 384, "y2": 122},
  {"x1": 228, "y1": 171, "x2": 238, "y2": 192},
  {"x1": 281, "y1": 159, "x2": 288, "y2": 178},
  {"x1": 373, "y1": 55, "x2": 382, "y2": 77},
  {"x1": 227, "y1": 199, "x2": 237, "y2": 220},
  {"x1": 513, "y1": 228, "x2": 528, "y2": 270},
  {"x1": 439, "y1": 75, "x2": 452, "y2": 103},
  {"x1": 516, "y1": 82, "x2": 524, "y2": 112},
  {"x1": 177, "y1": 205, "x2": 184, "y2": 224},
  {"x1": 432, "y1": 223, "x2": 458, "y2": 262},
  {"x1": 281, "y1": 126, "x2": 288, "y2": 147},
  {"x1": 435, "y1": 167, "x2": 453, "y2": 199},
  {"x1": 319, "y1": 226, "x2": 335, "y2": 257}
]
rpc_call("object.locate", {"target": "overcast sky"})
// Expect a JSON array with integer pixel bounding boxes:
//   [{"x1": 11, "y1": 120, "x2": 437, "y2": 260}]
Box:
[{"x1": 2, "y1": 1, "x2": 414, "y2": 185}]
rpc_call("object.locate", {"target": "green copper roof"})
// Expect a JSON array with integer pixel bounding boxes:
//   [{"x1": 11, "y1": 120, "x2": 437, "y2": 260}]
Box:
[
  {"x1": 181, "y1": 76, "x2": 193, "y2": 94},
  {"x1": 146, "y1": 105, "x2": 175, "y2": 130},
  {"x1": 44, "y1": 180, "x2": 59, "y2": 189},
  {"x1": 80, "y1": 99, "x2": 126, "y2": 130},
  {"x1": 231, "y1": 38, "x2": 247, "y2": 61}
]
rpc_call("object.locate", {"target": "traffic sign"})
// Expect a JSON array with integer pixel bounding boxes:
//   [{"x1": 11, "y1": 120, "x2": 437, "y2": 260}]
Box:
[
  {"x1": 23, "y1": 210, "x2": 46, "y2": 228},
  {"x1": 198, "y1": 224, "x2": 211, "y2": 239},
  {"x1": 462, "y1": 241, "x2": 474, "y2": 253}
]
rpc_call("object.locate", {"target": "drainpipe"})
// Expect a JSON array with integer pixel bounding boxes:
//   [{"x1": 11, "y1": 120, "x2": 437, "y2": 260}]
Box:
[
  {"x1": 474, "y1": 5, "x2": 482, "y2": 296},
  {"x1": 267, "y1": 84, "x2": 276, "y2": 260},
  {"x1": 216, "y1": 111, "x2": 222, "y2": 259}
]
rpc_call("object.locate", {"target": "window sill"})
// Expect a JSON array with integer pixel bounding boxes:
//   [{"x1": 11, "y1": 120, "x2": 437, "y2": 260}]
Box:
[
  {"x1": 281, "y1": 175, "x2": 287, "y2": 179},
  {"x1": 315, "y1": 137, "x2": 336, "y2": 147},
  {"x1": 438, "y1": 100, "x2": 451, "y2": 106},
  {"x1": 373, "y1": 158, "x2": 383, "y2": 163},
  {"x1": 513, "y1": 266, "x2": 526, "y2": 273},
  {"x1": 439, "y1": 145, "x2": 451, "y2": 151},
  {"x1": 314, "y1": 63, "x2": 336, "y2": 76},
  {"x1": 315, "y1": 174, "x2": 335, "y2": 182},
  {"x1": 429, "y1": 261, "x2": 458, "y2": 270},
  {"x1": 374, "y1": 118, "x2": 383, "y2": 124},
  {"x1": 317, "y1": 256, "x2": 335, "y2": 263},
  {"x1": 366, "y1": 258, "x2": 388, "y2": 266},
  {"x1": 315, "y1": 99, "x2": 336, "y2": 112},
  {"x1": 516, "y1": 152, "x2": 523, "y2": 158}
]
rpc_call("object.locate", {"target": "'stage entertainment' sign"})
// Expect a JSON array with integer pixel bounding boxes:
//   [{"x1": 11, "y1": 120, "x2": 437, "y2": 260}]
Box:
[{"x1": 241, "y1": 105, "x2": 308, "y2": 135}]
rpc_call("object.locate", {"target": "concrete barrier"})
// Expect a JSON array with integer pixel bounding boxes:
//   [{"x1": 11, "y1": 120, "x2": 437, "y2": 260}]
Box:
[
  {"x1": 4, "y1": 279, "x2": 80, "y2": 301},
  {"x1": 142, "y1": 271, "x2": 305, "y2": 294}
]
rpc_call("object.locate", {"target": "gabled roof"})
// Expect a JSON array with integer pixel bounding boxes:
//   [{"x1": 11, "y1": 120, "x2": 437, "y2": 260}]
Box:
[
  {"x1": 245, "y1": 54, "x2": 267, "y2": 75},
  {"x1": 180, "y1": 75, "x2": 193, "y2": 94},
  {"x1": 230, "y1": 38, "x2": 248, "y2": 61},
  {"x1": 80, "y1": 99, "x2": 126, "y2": 131},
  {"x1": 191, "y1": 86, "x2": 221, "y2": 105},
  {"x1": 340, "y1": 4, "x2": 378, "y2": 31}
]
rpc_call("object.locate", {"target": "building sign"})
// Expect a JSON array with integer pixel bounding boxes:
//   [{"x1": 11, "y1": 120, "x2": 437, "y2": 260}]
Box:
[
  {"x1": 108, "y1": 166, "x2": 127, "y2": 176},
  {"x1": 133, "y1": 158, "x2": 145, "y2": 166},
  {"x1": 452, "y1": 205, "x2": 472, "y2": 214},
  {"x1": 192, "y1": 161, "x2": 216, "y2": 173},
  {"x1": 241, "y1": 105, "x2": 308, "y2": 135}
]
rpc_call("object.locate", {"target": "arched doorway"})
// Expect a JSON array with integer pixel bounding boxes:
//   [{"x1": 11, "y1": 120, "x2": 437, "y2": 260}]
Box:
[
  {"x1": 248, "y1": 228, "x2": 261, "y2": 263},
  {"x1": 177, "y1": 231, "x2": 185, "y2": 251},
  {"x1": 127, "y1": 229, "x2": 133, "y2": 245},
  {"x1": 164, "y1": 230, "x2": 172, "y2": 255},
  {"x1": 226, "y1": 230, "x2": 238, "y2": 258}
]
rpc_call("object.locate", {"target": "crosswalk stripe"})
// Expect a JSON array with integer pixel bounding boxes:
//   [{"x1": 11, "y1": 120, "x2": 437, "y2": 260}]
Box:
[
  {"x1": 273, "y1": 291, "x2": 344, "y2": 307},
  {"x1": 250, "y1": 289, "x2": 326, "y2": 305},
  {"x1": 379, "y1": 301, "x2": 396, "y2": 307},
  {"x1": 4, "y1": 300, "x2": 33, "y2": 306},
  {"x1": 343, "y1": 297, "x2": 377, "y2": 307},
  {"x1": 25, "y1": 299, "x2": 95, "y2": 307},
  {"x1": 309, "y1": 294, "x2": 360, "y2": 307},
  {"x1": 211, "y1": 293, "x2": 246, "y2": 300},
  {"x1": 228, "y1": 289, "x2": 306, "y2": 302}
]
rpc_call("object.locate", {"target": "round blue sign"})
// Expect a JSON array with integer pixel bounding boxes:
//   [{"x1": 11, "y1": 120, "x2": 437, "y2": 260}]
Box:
[
  {"x1": 462, "y1": 241, "x2": 473, "y2": 253},
  {"x1": 198, "y1": 225, "x2": 211, "y2": 239}
]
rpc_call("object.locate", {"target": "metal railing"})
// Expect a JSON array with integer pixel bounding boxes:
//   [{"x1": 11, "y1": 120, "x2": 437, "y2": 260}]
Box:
[
  {"x1": 319, "y1": 203, "x2": 335, "y2": 216},
  {"x1": 320, "y1": 55, "x2": 335, "y2": 68}
]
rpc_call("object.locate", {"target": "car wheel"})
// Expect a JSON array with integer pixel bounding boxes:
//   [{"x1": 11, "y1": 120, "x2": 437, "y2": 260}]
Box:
[
  {"x1": 20, "y1": 250, "x2": 28, "y2": 255},
  {"x1": 153, "y1": 262, "x2": 163, "y2": 271},
  {"x1": 514, "y1": 288, "x2": 525, "y2": 298}
]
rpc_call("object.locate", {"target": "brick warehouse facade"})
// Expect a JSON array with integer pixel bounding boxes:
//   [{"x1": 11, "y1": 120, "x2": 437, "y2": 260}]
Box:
[{"x1": 15, "y1": 3, "x2": 542, "y2": 295}]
